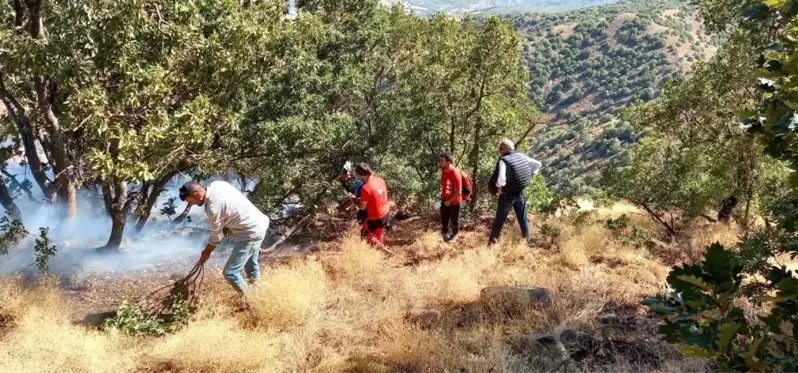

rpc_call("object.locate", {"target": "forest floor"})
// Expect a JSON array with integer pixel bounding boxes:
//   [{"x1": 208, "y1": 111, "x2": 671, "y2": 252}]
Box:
[{"x1": 0, "y1": 204, "x2": 737, "y2": 373}]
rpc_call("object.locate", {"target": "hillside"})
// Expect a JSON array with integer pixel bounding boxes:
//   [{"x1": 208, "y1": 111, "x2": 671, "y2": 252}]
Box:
[
  {"x1": 506, "y1": 0, "x2": 722, "y2": 195},
  {"x1": 384, "y1": 0, "x2": 619, "y2": 15},
  {"x1": 0, "y1": 206, "x2": 738, "y2": 372}
]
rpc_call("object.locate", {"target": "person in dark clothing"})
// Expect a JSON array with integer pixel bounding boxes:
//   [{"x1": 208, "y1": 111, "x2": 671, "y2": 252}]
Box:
[
  {"x1": 488, "y1": 139, "x2": 542, "y2": 245},
  {"x1": 337, "y1": 167, "x2": 367, "y2": 237},
  {"x1": 439, "y1": 152, "x2": 463, "y2": 242}
]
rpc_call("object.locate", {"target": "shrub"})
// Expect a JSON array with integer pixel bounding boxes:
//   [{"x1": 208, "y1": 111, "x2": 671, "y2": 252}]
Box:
[
  {"x1": 34, "y1": 228, "x2": 57, "y2": 274},
  {"x1": 104, "y1": 299, "x2": 191, "y2": 336},
  {"x1": 0, "y1": 213, "x2": 28, "y2": 255}
]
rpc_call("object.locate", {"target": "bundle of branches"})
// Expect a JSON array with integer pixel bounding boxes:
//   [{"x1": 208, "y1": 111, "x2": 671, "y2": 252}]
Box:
[{"x1": 139, "y1": 260, "x2": 205, "y2": 322}]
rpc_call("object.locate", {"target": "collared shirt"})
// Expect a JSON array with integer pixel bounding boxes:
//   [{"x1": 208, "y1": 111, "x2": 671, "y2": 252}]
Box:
[
  {"x1": 204, "y1": 181, "x2": 270, "y2": 245},
  {"x1": 497, "y1": 154, "x2": 542, "y2": 187}
]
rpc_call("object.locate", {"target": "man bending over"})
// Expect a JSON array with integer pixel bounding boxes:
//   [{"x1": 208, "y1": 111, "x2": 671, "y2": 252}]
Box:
[{"x1": 180, "y1": 180, "x2": 270, "y2": 294}]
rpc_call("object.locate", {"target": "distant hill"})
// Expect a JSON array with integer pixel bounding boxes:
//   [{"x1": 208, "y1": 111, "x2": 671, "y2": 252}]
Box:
[
  {"x1": 505, "y1": 0, "x2": 721, "y2": 195},
  {"x1": 382, "y1": 0, "x2": 620, "y2": 15}
]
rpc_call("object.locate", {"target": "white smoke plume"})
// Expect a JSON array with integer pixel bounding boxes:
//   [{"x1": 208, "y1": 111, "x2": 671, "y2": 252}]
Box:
[{"x1": 0, "y1": 164, "x2": 244, "y2": 275}]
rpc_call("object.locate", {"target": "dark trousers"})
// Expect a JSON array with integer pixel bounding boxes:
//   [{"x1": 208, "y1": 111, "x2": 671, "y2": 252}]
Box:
[
  {"x1": 440, "y1": 204, "x2": 461, "y2": 237},
  {"x1": 489, "y1": 191, "x2": 530, "y2": 244}
]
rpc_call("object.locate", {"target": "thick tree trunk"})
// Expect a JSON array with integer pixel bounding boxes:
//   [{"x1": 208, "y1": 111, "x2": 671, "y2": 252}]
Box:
[
  {"x1": 106, "y1": 213, "x2": 126, "y2": 251},
  {"x1": 59, "y1": 181, "x2": 77, "y2": 223},
  {"x1": 101, "y1": 180, "x2": 128, "y2": 251},
  {"x1": 0, "y1": 177, "x2": 22, "y2": 219},
  {"x1": 35, "y1": 77, "x2": 77, "y2": 220},
  {"x1": 135, "y1": 170, "x2": 178, "y2": 232}
]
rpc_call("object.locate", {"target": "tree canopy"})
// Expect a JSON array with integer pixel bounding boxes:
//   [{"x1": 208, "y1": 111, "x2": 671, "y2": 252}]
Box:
[{"x1": 0, "y1": 0, "x2": 538, "y2": 249}]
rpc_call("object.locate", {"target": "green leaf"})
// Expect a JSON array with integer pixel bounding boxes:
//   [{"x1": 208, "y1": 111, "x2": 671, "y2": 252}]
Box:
[
  {"x1": 677, "y1": 345, "x2": 718, "y2": 358},
  {"x1": 717, "y1": 323, "x2": 740, "y2": 350},
  {"x1": 763, "y1": 0, "x2": 788, "y2": 9},
  {"x1": 677, "y1": 275, "x2": 712, "y2": 291},
  {"x1": 741, "y1": 337, "x2": 765, "y2": 360}
]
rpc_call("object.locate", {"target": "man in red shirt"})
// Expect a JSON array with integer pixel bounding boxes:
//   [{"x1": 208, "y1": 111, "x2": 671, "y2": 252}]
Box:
[
  {"x1": 354, "y1": 163, "x2": 391, "y2": 250},
  {"x1": 439, "y1": 153, "x2": 463, "y2": 242}
]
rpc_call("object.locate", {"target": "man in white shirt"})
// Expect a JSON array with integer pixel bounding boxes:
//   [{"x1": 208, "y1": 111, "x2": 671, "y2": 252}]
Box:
[
  {"x1": 180, "y1": 180, "x2": 270, "y2": 294},
  {"x1": 488, "y1": 139, "x2": 542, "y2": 245}
]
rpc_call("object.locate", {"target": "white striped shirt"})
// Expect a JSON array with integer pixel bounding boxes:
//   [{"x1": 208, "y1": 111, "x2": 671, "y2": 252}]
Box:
[{"x1": 204, "y1": 181, "x2": 270, "y2": 245}]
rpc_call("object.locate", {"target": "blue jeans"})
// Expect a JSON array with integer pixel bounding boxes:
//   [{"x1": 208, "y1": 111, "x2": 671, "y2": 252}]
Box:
[
  {"x1": 224, "y1": 237, "x2": 264, "y2": 294},
  {"x1": 489, "y1": 191, "x2": 530, "y2": 244}
]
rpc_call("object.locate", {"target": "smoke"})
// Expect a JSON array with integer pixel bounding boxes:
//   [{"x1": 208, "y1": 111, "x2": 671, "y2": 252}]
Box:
[{"x1": 0, "y1": 165, "x2": 231, "y2": 276}]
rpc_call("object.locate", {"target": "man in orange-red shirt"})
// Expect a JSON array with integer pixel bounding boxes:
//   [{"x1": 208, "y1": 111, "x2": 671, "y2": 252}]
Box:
[
  {"x1": 354, "y1": 163, "x2": 390, "y2": 249},
  {"x1": 439, "y1": 153, "x2": 463, "y2": 243}
]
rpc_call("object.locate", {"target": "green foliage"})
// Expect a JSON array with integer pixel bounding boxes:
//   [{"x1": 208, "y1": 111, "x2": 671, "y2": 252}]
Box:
[
  {"x1": 0, "y1": 213, "x2": 28, "y2": 255},
  {"x1": 644, "y1": 241, "x2": 798, "y2": 371},
  {"x1": 33, "y1": 228, "x2": 57, "y2": 274},
  {"x1": 103, "y1": 299, "x2": 191, "y2": 336},
  {"x1": 643, "y1": 1, "x2": 798, "y2": 370},
  {"x1": 526, "y1": 175, "x2": 556, "y2": 213},
  {"x1": 539, "y1": 222, "x2": 562, "y2": 249},
  {"x1": 512, "y1": 0, "x2": 711, "y2": 195},
  {"x1": 606, "y1": 214, "x2": 652, "y2": 247},
  {"x1": 604, "y1": 33, "x2": 785, "y2": 233},
  {"x1": 605, "y1": 214, "x2": 630, "y2": 231},
  {"x1": 236, "y1": 1, "x2": 539, "y2": 214},
  {"x1": 572, "y1": 209, "x2": 597, "y2": 228}
]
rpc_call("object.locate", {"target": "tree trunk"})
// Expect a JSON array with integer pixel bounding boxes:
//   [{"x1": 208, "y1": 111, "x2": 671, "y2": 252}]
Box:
[
  {"x1": 134, "y1": 182, "x2": 152, "y2": 232},
  {"x1": 468, "y1": 116, "x2": 483, "y2": 213},
  {"x1": 0, "y1": 177, "x2": 22, "y2": 220},
  {"x1": 135, "y1": 170, "x2": 178, "y2": 232},
  {"x1": 101, "y1": 180, "x2": 128, "y2": 251},
  {"x1": 106, "y1": 213, "x2": 126, "y2": 251},
  {"x1": 172, "y1": 203, "x2": 192, "y2": 225},
  {"x1": 3, "y1": 1, "x2": 57, "y2": 203},
  {"x1": 17, "y1": 116, "x2": 54, "y2": 199},
  {"x1": 36, "y1": 77, "x2": 77, "y2": 220},
  {"x1": 717, "y1": 196, "x2": 738, "y2": 223},
  {"x1": 59, "y1": 181, "x2": 77, "y2": 223}
]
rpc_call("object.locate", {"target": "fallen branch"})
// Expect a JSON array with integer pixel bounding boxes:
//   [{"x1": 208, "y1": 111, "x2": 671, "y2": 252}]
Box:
[
  {"x1": 139, "y1": 261, "x2": 205, "y2": 321},
  {"x1": 260, "y1": 213, "x2": 314, "y2": 253}
]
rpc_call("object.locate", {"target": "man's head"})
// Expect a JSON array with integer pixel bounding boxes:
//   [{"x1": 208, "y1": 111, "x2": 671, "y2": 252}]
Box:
[
  {"x1": 179, "y1": 181, "x2": 206, "y2": 206},
  {"x1": 499, "y1": 138, "x2": 514, "y2": 156},
  {"x1": 438, "y1": 152, "x2": 454, "y2": 169},
  {"x1": 354, "y1": 163, "x2": 373, "y2": 182}
]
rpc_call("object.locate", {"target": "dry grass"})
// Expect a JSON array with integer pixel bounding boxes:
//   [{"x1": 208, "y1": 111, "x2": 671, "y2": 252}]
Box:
[
  {"x1": 0, "y1": 289, "x2": 136, "y2": 373},
  {"x1": 247, "y1": 259, "x2": 327, "y2": 329},
  {"x1": 0, "y1": 208, "x2": 720, "y2": 373}
]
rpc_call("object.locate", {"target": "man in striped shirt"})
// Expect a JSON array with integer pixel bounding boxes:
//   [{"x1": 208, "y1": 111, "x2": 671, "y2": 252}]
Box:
[{"x1": 180, "y1": 180, "x2": 270, "y2": 294}]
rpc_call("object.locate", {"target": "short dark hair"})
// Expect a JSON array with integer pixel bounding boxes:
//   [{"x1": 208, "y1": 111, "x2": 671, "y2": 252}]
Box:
[
  {"x1": 439, "y1": 152, "x2": 453, "y2": 162},
  {"x1": 354, "y1": 163, "x2": 373, "y2": 176},
  {"x1": 179, "y1": 181, "x2": 204, "y2": 201}
]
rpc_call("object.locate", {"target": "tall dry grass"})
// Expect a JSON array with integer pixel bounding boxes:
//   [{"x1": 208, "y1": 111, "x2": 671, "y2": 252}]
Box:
[{"x1": 0, "y1": 209, "x2": 717, "y2": 373}]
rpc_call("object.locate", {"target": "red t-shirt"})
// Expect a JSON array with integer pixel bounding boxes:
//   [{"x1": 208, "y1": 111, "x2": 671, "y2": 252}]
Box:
[
  {"x1": 441, "y1": 166, "x2": 463, "y2": 205},
  {"x1": 360, "y1": 176, "x2": 390, "y2": 220}
]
